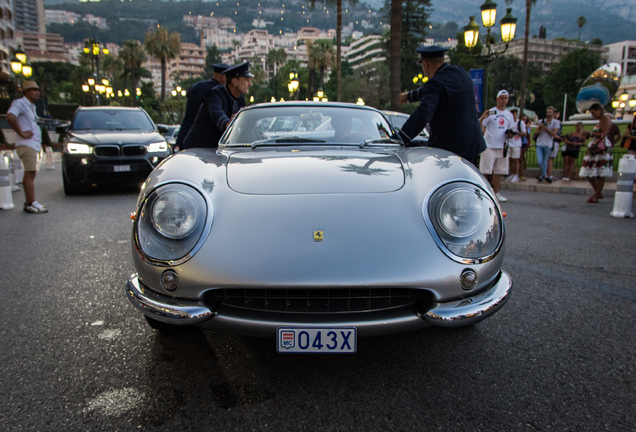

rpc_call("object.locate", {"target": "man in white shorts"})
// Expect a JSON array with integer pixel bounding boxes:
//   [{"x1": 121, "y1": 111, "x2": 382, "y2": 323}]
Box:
[
  {"x1": 6, "y1": 80, "x2": 47, "y2": 213},
  {"x1": 478, "y1": 89, "x2": 515, "y2": 203}
]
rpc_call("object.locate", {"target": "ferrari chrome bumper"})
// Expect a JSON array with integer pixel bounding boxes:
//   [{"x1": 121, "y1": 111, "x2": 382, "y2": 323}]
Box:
[{"x1": 125, "y1": 270, "x2": 512, "y2": 336}]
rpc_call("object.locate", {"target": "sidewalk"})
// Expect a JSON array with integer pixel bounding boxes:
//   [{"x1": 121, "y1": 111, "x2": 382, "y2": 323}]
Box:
[{"x1": 499, "y1": 169, "x2": 636, "y2": 197}]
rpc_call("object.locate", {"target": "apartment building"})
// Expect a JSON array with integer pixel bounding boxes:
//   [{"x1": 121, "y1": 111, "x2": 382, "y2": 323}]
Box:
[{"x1": 491, "y1": 38, "x2": 608, "y2": 72}]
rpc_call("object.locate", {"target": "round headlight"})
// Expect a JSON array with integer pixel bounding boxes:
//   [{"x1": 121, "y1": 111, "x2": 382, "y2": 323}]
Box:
[
  {"x1": 426, "y1": 183, "x2": 502, "y2": 261},
  {"x1": 151, "y1": 189, "x2": 199, "y2": 239},
  {"x1": 136, "y1": 184, "x2": 209, "y2": 262}
]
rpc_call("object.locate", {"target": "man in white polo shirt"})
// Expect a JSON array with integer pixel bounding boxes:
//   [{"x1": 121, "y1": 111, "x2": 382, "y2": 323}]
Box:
[
  {"x1": 7, "y1": 80, "x2": 47, "y2": 213},
  {"x1": 479, "y1": 89, "x2": 515, "y2": 203}
]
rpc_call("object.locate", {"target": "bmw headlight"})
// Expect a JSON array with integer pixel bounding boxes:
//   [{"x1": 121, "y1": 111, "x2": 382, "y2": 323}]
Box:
[
  {"x1": 136, "y1": 184, "x2": 209, "y2": 262},
  {"x1": 426, "y1": 182, "x2": 502, "y2": 262},
  {"x1": 66, "y1": 143, "x2": 93, "y2": 154},
  {"x1": 147, "y1": 141, "x2": 168, "y2": 153}
]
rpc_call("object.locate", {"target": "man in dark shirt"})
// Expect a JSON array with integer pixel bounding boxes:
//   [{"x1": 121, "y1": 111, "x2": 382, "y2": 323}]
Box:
[
  {"x1": 183, "y1": 62, "x2": 253, "y2": 149},
  {"x1": 398, "y1": 45, "x2": 486, "y2": 165},
  {"x1": 175, "y1": 63, "x2": 229, "y2": 150}
]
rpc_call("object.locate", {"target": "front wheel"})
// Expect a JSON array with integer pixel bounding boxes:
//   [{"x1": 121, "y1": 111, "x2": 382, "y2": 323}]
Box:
[{"x1": 63, "y1": 174, "x2": 83, "y2": 195}]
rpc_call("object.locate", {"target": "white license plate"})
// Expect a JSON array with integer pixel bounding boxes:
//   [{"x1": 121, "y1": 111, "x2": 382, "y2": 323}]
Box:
[
  {"x1": 113, "y1": 165, "x2": 131, "y2": 172},
  {"x1": 277, "y1": 327, "x2": 356, "y2": 354}
]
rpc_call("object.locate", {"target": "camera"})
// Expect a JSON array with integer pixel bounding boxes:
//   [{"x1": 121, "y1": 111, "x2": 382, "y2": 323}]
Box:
[{"x1": 505, "y1": 129, "x2": 517, "y2": 136}]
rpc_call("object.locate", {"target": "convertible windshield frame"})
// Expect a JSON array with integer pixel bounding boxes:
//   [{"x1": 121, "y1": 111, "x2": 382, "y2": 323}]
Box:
[{"x1": 220, "y1": 103, "x2": 402, "y2": 148}]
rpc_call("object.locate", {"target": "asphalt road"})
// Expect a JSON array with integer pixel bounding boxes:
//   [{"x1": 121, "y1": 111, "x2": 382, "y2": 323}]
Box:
[{"x1": 0, "y1": 166, "x2": 634, "y2": 431}]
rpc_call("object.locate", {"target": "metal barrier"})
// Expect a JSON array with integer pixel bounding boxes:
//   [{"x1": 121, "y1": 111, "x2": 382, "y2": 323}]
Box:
[{"x1": 523, "y1": 146, "x2": 628, "y2": 171}]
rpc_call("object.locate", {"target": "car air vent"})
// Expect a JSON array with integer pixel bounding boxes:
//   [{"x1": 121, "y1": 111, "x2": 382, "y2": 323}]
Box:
[
  {"x1": 94, "y1": 145, "x2": 120, "y2": 157},
  {"x1": 213, "y1": 287, "x2": 424, "y2": 314},
  {"x1": 123, "y1": 145, "x2": 146, "y2": 156}
]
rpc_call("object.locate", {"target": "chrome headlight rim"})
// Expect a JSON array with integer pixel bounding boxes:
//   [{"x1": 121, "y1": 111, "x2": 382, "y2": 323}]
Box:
[
  {"x1": 423, "y1": 180, "x2": 504, "y2": 265},
  {"x1": 134, "y1": 181, "x2": 213, "y2": 266}
]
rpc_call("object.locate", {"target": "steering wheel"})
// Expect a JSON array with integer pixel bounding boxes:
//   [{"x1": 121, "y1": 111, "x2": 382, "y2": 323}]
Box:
[{"x1": 337, "y1": 132, "x2": 376, "y2": 142}]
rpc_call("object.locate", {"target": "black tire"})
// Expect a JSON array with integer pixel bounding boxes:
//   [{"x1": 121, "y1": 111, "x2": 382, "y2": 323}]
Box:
[
  {"x1": 62, "y1": 174, "x2": 82, "y2": 195},
  {"x1": 144, "y1": 315, "x2": 182, "y2": 333}
]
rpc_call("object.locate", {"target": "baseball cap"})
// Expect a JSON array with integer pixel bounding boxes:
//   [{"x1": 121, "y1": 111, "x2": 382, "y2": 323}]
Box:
[{"x1": 497, "y1": 90, "x2": 509, "y2": 98}]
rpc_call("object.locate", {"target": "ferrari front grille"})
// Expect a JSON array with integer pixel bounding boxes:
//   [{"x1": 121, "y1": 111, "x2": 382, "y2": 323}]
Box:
[{"x1": 213, "y1": 287, "x2": 424, "y2": 314}]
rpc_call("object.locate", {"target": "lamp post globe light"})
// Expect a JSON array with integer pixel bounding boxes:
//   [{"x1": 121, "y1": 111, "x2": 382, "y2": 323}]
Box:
[
  {"x1": 83, "y1": 41, "x2": 109, "y2": 105},
  {"x1": 287, "y1": 69, "x2": 299, "y2": 99},
  {"x1": 463, "y1": 1, "x2": 517, "y2": 110},
  {"x1": 10, "y1": 47, "x2": 33, "y2": 96}
]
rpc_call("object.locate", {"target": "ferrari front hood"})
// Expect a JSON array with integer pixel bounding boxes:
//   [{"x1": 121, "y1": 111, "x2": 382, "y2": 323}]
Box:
[{"x1": 226, "y1": 149, "x2": 405, "y2": 194}]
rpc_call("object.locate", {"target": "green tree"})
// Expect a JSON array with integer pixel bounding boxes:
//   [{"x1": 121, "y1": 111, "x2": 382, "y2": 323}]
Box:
[
  {"x1": 541, "y1": 48, "x2": 600, "y2": 118},
  {"x1": 119, "y1": 40, "x2": 147, "y2": 105},
  {"x1": 144, "y1": 27, "x2": 181, "y2": 102},
  {"x1": 309, "y1": 39, "x2": 335, "y2": 92},
  {"x1": 384, "y1": 0, "x2": 432, "y2": 110},
  {"x1": 266, "y1": 48, "x2": 287, "y2": 100},
  {"x1": 576, "y1": 16, "x2": 587, "y2": 41},
  {"x1": 203, "y1": 45, "x2": 223, "y2": 79}
]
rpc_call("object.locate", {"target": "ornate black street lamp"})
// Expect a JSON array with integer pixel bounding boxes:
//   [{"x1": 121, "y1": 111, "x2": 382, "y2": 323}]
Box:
[{"x1": 463, "y1": 0, "x2": 517, "y2": 109}]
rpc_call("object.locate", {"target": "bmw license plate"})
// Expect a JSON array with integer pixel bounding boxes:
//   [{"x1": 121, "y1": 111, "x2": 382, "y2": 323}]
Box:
[
  {"x1": 277, "y1": 327, "x2": 356, "y2": 354},
  {"x1": 113, "y1": 165, "x2": 131, "y2": 172}
]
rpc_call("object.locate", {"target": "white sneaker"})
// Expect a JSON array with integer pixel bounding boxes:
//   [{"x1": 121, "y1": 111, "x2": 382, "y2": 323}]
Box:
[
  {"x1": 510, "y1": 175, "x2": 519, "y2": 183},
  {"x1": 504, "y1": 175, "x2": 514, "y2": 182},
  {"x1": 24, "y1": 201, "x2": 48, "y2": 214},
  {"x1": 562, "y1": 177, "x2": 570, "y2": 181},
  {"x1": 496, "y1": 193, "x2": 508, "y2": 203}
]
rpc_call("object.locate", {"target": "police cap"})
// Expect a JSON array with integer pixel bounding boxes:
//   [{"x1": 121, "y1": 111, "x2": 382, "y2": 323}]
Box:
[
  {"x1": 223, "y1": 62, "x2": 255, "y2": 79},
  {"x1": 415, "y1": 45, "x2": 449, "y2": 60},
  {"x1": 212, "y1": 63, "x2": 231, "y2": 73}
]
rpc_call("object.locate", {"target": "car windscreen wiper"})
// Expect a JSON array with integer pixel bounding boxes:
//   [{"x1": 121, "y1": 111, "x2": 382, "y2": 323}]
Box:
[
  {"x1": 251, "y1": 137, "x2": 327, "y2": 148},
  {"x1": 359, "y1": 138, "x2": 403, "y2": 148}
]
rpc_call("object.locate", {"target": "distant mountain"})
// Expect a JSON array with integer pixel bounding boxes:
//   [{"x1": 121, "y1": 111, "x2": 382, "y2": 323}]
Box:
[
  {"x1": 44, "y1": 0, "x2": 633, "y2": 44},
  {"x1": 361, "y1": 0, "x2": 634, "y2": 44}
]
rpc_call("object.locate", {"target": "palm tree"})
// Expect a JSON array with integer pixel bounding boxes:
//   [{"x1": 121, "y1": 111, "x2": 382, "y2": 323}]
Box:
[
  {"x1": 389, "y1": 0, "x2": 402, "y2": 111},
  {"x1": 308, "y1": 0, "x2": 357, "y2": 101},
  {"x1": 266, "y1": 48, "x2": 287, "y2": 99},
  {"x1": 309, "y1": 40, "x2": 335, "y2": 91},
  {"x1": 119, "y1": 40, "x2": 147, "y2": 105},
  {"x1": 144, "y1": 27, "x2": 181, "y2": 102},
  {"x1": 516, "y1": 0, "x2": 538, "y2": 118},
  {"x1": 576, "y1": 16, "x2": 587, "y2": 41}
]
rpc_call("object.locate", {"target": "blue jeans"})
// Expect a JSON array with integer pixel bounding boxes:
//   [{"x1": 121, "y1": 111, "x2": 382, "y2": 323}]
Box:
[{"x1": 536, "y1": 145, "x2": 550, "y2": 178}]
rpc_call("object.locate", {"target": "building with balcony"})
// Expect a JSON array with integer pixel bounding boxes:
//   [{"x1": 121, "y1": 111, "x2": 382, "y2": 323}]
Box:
[
  {"x1": 345, "y1": 34, "x2": 385, "y2": 70},
  {"x1": 0, "y1": 0, "x2": 16, "y2": 79},
  {"x1": 491, "y1": 38, "x2": 608, "y2": 72},
  {"x1": 13, "y1": 0, "x2": 44, "y2": 33}
]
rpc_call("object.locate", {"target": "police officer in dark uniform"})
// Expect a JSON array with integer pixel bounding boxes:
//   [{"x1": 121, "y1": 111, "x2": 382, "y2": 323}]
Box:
[
  {"x1": 398, "y1": 46, "x2": 486, "y2": 165},
  {"x1": 175, "y1": 63, "x2": 230, "y2": 150},
  {"x1": 183, "y1": 62, "x2": 253, "y2": 149}
]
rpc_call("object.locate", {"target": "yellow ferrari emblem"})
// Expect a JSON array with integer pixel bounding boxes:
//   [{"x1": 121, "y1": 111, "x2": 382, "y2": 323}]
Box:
[{"x1": 313, "y1": 230, "x2": 324, "y2": 242}]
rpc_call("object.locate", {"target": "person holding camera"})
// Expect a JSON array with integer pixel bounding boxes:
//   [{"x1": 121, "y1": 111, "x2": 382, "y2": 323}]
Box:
[
  {"x1": 533, "y1": 106, "x2": 560, "y2": 183},
  {"x1": 478, "y1": 89, "x2": 515, "y2": 203},
  {"x1": 504, "y1": 108, "x2": 526, "y2": 183}
]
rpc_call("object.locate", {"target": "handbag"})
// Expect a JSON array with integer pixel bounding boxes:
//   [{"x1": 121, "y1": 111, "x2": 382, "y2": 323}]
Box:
[{"x1": 588, "y1": 136, "x2": 606, "y2": 156}]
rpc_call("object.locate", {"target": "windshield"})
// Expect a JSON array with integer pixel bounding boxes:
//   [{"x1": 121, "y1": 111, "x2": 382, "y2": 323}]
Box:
[
  {"x1": 221, "y1": 105, "x2": 398, "y2": 146},
  {"x1": 72, "y1": 109, "x2": 156, "y2": 131}
]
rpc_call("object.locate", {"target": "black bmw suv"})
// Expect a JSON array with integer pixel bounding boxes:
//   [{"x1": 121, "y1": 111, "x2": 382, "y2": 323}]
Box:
[{"x1": 58, "y1": 107, "x2": 170, "y2": 195}]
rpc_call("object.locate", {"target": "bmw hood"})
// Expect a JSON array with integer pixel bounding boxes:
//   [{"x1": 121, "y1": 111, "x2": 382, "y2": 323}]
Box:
[
  {"x1": 69, "y1": 131, "x2": 164, "y2": 145},
  {"x1": 226, "y1": 149, "x2": 405, "y2": 194}
]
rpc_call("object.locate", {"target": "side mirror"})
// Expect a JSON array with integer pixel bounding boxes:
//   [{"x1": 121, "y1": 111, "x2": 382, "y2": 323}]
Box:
[{"x1": 157, "y1": 124, "x2": 169, "y2": 134}]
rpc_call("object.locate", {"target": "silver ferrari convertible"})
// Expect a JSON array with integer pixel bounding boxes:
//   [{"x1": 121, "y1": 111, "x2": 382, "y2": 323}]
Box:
[{"x1": 125, "y1": 102, "x2": 511, "y2": 353}]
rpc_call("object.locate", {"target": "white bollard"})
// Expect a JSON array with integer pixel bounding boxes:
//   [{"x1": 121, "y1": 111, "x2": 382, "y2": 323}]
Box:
[
  {"x1": 44, "y1": 146, "x2": 55, "y2": 170},
  {"x1": 0, "y1": 152, "x2": 15, "y2": 209},
  {"x1": 13, "y1": 150, "x2": 24, "y2": 184},
  {"x1": 610, "y1": 154, "x2": 635, "y2": 218},
  {"x1": 4, "y1": 151, "x2": 20, "y2": 191}
]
